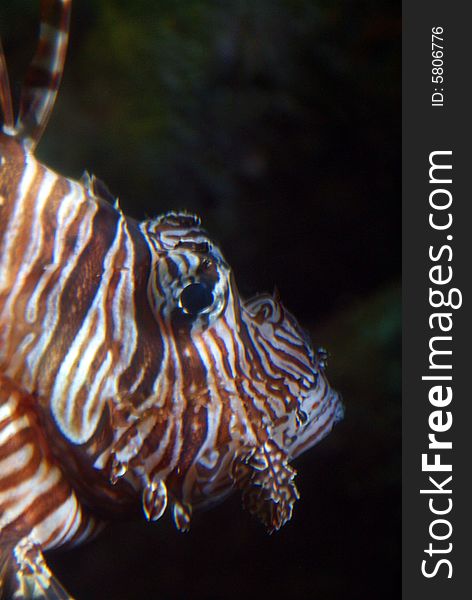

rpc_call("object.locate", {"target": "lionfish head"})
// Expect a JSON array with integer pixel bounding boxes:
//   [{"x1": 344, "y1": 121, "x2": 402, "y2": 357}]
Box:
[
  {"x1": 139, "y1": 212, "x2": 343, "y2": 530},
  {"x1": 241, "y1": 294, "x2": 344, "y2": 459}
]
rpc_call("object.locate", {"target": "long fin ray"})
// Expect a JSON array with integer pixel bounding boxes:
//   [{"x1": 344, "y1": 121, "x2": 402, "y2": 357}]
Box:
[
  {"x1": 0, "y1": 38, "x2": 14, "y2": 133},
  {"x1": 16, "y1": 0, "x2": 72, "y2": 149}
]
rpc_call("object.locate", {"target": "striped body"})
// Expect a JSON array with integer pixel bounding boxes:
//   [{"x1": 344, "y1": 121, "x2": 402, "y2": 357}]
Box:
[
  {"x1": 0, "y1": 2, "x2": 343, "y2": 599},
  {"x1": 0, "y1": 375, "x2": 100, "y2": 551}
]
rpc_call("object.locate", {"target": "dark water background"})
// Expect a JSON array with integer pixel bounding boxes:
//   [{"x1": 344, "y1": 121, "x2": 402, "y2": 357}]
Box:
[{"x1": 1, "y1": 1, "x2": 400, "y2": 598}]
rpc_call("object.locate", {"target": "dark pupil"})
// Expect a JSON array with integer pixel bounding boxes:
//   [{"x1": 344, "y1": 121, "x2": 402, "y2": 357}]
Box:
[{"x1": 180, "y1": 283, "x2": 214, "y2": 315}]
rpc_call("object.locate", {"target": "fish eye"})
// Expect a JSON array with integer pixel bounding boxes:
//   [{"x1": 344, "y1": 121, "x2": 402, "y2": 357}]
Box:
[{"x1": 179, "y1": 282, "x2": 214, "y2": 316}]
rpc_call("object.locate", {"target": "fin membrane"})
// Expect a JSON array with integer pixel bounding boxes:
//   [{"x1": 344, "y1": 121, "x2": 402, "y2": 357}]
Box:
[{"x1": 1, "y1": 539, "x2": 74, "y2": 600}]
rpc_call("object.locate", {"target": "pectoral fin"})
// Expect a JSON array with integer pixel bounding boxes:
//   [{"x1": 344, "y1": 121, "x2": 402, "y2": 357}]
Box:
[{"x1": 1, "y1": 538, "x2": 74, "y2": 600}]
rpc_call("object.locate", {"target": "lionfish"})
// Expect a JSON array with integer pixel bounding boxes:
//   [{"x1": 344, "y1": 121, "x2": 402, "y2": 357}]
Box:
[{"x1": 0, "y1": 1, "x2": 343, "y2": 598}]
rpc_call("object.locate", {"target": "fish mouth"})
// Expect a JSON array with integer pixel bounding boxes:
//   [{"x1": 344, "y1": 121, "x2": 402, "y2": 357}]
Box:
[
  {"x1": 333, "y1": 392, "x2": 345, "y2": 423},
  {"x1": 287, "y1": 386, "x2": 344, "y2": 460}
]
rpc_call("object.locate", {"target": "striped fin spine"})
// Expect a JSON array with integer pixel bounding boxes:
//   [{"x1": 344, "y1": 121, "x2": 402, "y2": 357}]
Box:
[
  {"x1": 0, "y1": 544, "x2": 11, "y2": 599},
  {"x1": 15, "y1": 0, "x2": 72, "y2": 148},
  {"x1": 0, "y1": 39, "x2": 14, "y2": 134},
  {"x1": 0, "y1": 375, "x2": 100, "y2": 599}
]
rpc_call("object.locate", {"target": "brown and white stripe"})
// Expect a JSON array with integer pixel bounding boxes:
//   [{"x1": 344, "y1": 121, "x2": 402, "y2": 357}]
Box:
[{"x1": 0, "y1": 1, "x2": 343, "y2": 598}]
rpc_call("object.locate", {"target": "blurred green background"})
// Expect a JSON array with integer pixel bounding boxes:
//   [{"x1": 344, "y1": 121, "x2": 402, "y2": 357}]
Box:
[{"x1": 1, "y1": 1, "x2": 400, "y2": 598}]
